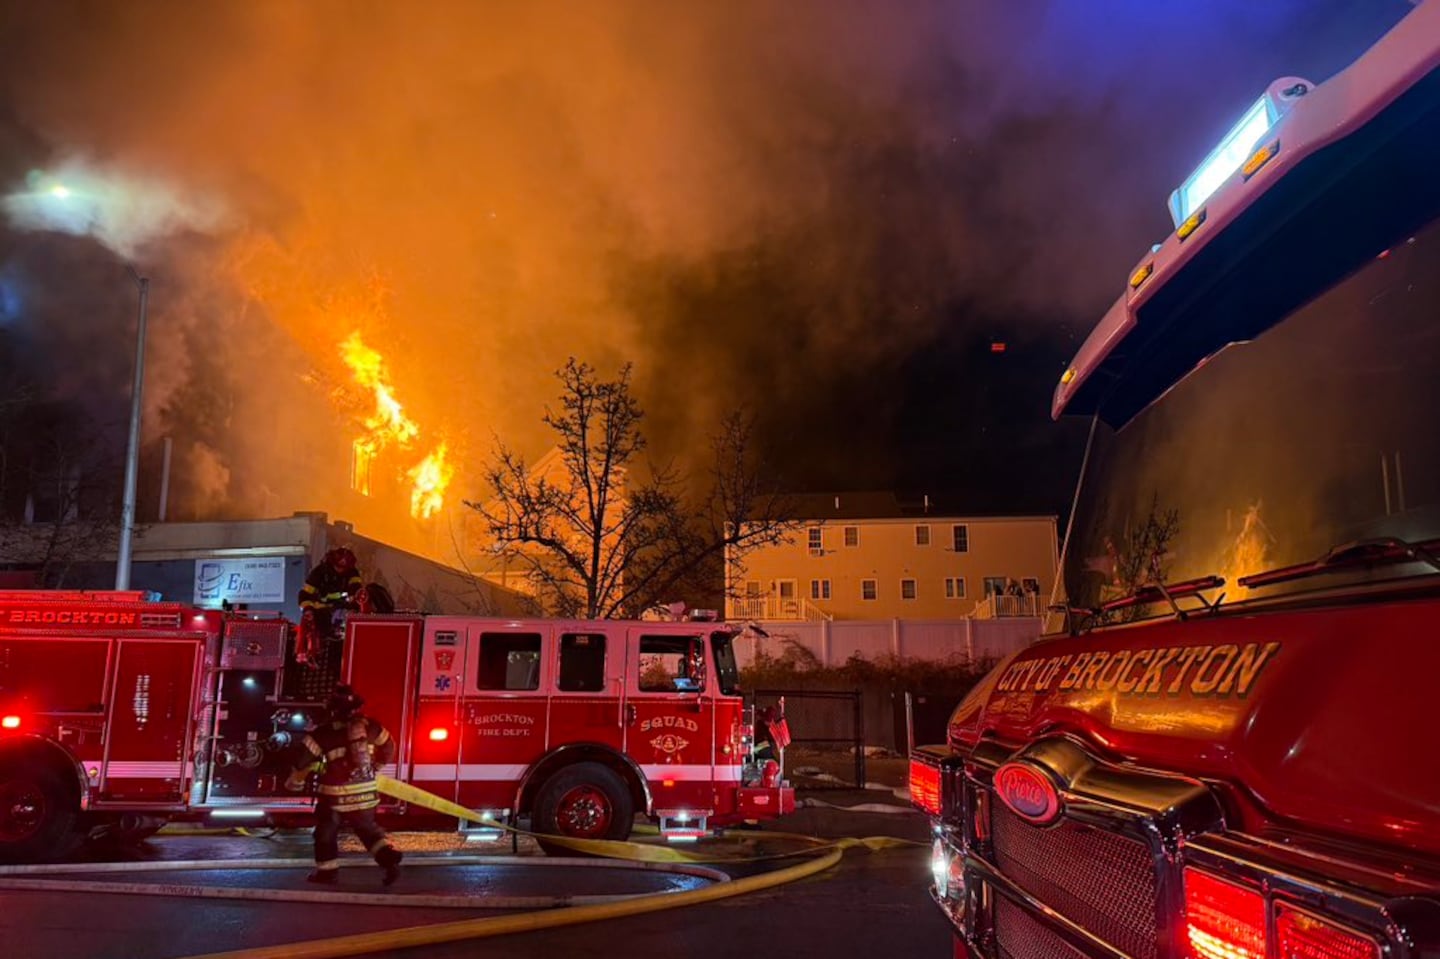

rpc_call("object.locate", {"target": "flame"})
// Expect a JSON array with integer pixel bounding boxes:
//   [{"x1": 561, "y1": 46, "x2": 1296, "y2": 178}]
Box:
[
  {"x1": 341, "y1": 332, "x2": 420, "y2": 450},
  {"x1": 408, "y1": 444, "x2": 454, "y2": 520},
  {"x1": 339, "y1": 331, "x2": 450, "y2": 519},
  {"x1": 1218, "y1": 501, "x2": 1273, "y2": 591}
]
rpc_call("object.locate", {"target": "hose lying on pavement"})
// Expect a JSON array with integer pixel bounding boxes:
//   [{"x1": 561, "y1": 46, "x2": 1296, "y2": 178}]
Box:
[
  {"x1": 371, "y1": 775, "x2": 917, "y2": 861},
  {"x1": 0, "y1": 855, "x2": 729, "y2": 910},
  {"x1": 3, "y1": 774, "x2": 921, "y2": 959},
  {"x1": 176, "y1": 841, "x2": 914, "y2": 959},
  {"x1": 799, "y1": 797, "x2": 919, "y2": 815}
]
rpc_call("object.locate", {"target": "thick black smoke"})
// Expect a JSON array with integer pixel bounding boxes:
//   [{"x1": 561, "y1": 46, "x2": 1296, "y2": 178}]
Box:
[{"x1": 0, "y1": 0, "x2": 1415, "y2": 552}]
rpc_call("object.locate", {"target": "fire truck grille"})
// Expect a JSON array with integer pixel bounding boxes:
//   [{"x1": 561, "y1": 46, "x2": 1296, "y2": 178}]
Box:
[
  {"x1": 994, "y1": 895, "x2": 1089, "y2": 959},
  {"x1": 990, "y1": 800, "x2": 1159, "y2": 959}
]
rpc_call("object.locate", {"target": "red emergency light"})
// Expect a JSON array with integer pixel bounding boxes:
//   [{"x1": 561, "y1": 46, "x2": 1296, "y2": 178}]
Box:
[
  {"x1": 909, "y1": 759, "x2": 942, "y2": 816},
  {"x1": 1275, "y1": 903, "x2": 1380, "y2": 959},
  {"x1": 1184, "y1": 868, "x2": 1265, "y2": 959},
  {"x1": 1, "y1": 715, "x2": 20, "y2": 730},
  {"x1": 990, "y1": 341, "x2": 1007, "y2": 353}
]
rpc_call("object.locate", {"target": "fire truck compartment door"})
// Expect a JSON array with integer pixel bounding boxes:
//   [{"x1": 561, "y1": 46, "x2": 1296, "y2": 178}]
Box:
[
  {"x1": 101, "y1": 638, "x2": 201, "y2": 802},
  {"x1": 456, "y1": 624, "x2": 551, "y2": 810},
  {"x1": 548, "y1": 629, "x2": 627, "y2": 758},
  {"x1": 409, "y1": 619, "x2": 469, "y2": 802},
  {"x1": 342, "y1": 616, "x2": 421, "y2": 784}
]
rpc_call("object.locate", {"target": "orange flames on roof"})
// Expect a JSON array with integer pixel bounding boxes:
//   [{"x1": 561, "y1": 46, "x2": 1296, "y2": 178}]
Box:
[{"x1": 339, "y1": 331, "x2": 451, "y2": 519}]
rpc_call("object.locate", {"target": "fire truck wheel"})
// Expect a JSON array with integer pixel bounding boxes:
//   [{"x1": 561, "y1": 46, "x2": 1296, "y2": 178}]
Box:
[
  {"x1": 533, "y1": 762, "x2": 634, "y2": 853},
  {"x1": 0, "y1": 762, "x2": 80, "y2": 863}
]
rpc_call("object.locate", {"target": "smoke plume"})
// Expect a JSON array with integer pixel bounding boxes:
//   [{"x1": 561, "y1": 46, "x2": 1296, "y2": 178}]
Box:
[
  {"x1": 0, "y1": 0, "x2": 1414, "y2": 559},
  {"x1": 2, "y1": 158, "x2": 227, "y2": 261}
]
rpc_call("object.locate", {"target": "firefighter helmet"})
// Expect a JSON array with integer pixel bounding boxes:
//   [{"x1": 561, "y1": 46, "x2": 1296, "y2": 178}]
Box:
[
  {"x1": 326, "y1": 547, "x2": 357, "y2": 574},
  {"x1": 327, "y1": 683, "x2": 365, "y2": 718},
  {"x1": 357, "y1": 582, "x2": 395, "y2": 614}
]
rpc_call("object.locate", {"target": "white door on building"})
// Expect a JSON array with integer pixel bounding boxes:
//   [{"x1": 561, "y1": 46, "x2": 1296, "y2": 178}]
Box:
[{"x1": 776, "y1": 579, "x2": 797, "y2": 616}]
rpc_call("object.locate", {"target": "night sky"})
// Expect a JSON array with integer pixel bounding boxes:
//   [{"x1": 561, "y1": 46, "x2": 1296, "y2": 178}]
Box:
[{"x1": 0, "y1": 0, "x2": 1416, "y2": 547}]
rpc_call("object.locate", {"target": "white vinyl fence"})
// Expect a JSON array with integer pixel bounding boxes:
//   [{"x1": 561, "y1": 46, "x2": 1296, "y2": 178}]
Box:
[{"x1": 733, "y1": 616, "x2": 1042, "y2": 669}]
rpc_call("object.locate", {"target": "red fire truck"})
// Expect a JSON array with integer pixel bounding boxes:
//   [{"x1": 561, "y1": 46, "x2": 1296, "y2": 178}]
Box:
[
  {"x1": 0, "y1": 591, "x2": 793, "y2": 862},
  {"x1": 912, "y1": 3, "x2": 1440, "y2": 958}
]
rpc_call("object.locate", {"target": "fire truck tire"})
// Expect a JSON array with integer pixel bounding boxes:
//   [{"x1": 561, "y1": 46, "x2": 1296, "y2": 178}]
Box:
[
  {"x1": 533, "y1": 762, "x2": 635, "y2": 853},
  {"x1": 0, "y1": 762, "x2": 80, "y2": 864}
]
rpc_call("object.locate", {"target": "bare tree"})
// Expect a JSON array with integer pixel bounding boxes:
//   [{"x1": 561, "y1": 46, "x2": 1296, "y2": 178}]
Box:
[
  {"x1": 1100, "y1": 493, "x2": 1181, "y2": 622},
  {"x1": 0, "y1": 399, "x2": 121, "y2": 587},
  {"x1": 467, "y1": 358, "x2": 801, "y2": 618},
  {"x1": 624, "y1": 408, "x2": 801, "y2": 615}
]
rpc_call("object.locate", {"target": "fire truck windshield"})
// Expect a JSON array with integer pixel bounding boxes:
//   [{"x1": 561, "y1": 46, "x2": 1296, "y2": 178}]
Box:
[{"x1": 1062, "y1": 210, "x2": 1440, "y2": 613}]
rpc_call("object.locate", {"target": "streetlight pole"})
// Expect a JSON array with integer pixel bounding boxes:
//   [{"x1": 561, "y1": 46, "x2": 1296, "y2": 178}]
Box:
[{"x1": 115, "y1": 268, "x2": 149, "y2": 590}]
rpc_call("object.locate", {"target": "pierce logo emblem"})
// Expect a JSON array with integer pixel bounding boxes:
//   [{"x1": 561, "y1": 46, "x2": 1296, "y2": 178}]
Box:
[
  {"x1": 650, "y1": 734, "x2": 689, "y2": 755},
  {"x1": 993, "y1": 762, "x2": 1061, "y2": 824}
]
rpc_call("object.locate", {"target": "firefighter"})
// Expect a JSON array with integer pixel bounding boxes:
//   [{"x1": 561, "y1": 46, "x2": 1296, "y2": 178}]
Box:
[
  {"x1": 295, "y1": 549, "x2": 363, "y2": 693},
  {"x1": 285, "y1": 684, "x2": 403, "y2": 886},
  {"x1": 298, "y1": 547, "x2": 363, "y2": 640},
  {"x1": 754, "y1": 698, "x2": 791, "y2": 767}
]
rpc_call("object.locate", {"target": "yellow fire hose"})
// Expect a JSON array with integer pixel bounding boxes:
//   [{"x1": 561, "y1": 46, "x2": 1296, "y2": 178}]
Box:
[
  {"x1": 167, "y1": 776, "x2": 918, "y2": 959},
  {"x1": 373, "y1": 775, "x2": 914, "y2": 863},
  {"x1": 0, "y1": 775, "x2": 917, "y2": 959},
  {"x1": 374, "y1": 775, "x2": 720, "y2": 862},
  {"x1": 0, "y1": 854, "x2": 731, "y2": 911},
  {"x1": 176, "y1": 842, "x2": 903, "y2": 959}
]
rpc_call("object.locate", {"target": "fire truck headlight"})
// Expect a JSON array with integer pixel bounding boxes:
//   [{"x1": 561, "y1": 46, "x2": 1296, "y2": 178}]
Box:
[
  {"x1": 931, "y1": 836, "x2": 964, "y2": 903},
  {"x1": 931, "y1": 837, "x2": 949, "y2": 895},
  {"x1": 1, "y1": 715, "x2": 20, "y2": 730}
]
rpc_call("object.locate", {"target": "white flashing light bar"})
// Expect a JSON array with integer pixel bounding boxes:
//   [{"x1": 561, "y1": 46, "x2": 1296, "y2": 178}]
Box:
[
  {"x1": 1168, "y1": 95, "x2": 1278, "y2": 228},
  {"x1": 209, "y1": 809, "x2": 267, "y2": 819}
]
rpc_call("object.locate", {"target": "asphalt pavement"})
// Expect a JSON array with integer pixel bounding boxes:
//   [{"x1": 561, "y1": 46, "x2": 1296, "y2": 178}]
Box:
[{"x1": 1, "y1": 789, "x2": 951, "y2": 959}]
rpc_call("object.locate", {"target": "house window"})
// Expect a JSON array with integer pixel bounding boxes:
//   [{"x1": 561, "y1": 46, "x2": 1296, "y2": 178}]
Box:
[
  {"x1": 901, "y1": 579, "x2": 917, "y2": 600},
  {"x1": 915, "y1": 525, "x2": 930, "y2": 546},
  {"x1": 1022, "y1": 577, "x2": 1040, "y2": 594},
  {"x1": 844, "y1": 526, "x2": 859, "y2": 547},
  {"x1": 744, "y1": 580, "x2": 762, "y2": 599},
  {"x1": 861, "y1": 579, "x2": 877, "y2": 601},
  {"x1": 952, "y1": 524, "x2": 969, "y2": 553},
  {"x1": 350, "y1": 441, "x2": 373, "y2": 497},
  {"x1": 810, "y1": 579, "x2": 831, "y2": 600},
  {"x1": 808, "y1": 527, "x2": 823, "y2": 553},
  {"x1": 945, "y1": 577, "x2": 966, "y2": 599},
  {"x1": 983, "y1": 576, "x2": 1007, "y2": 597}
]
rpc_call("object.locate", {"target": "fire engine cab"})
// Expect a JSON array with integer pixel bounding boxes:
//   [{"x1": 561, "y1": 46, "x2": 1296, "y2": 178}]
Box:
[
  {"x1": 0, "y1": 590, "x2": 793, "y2": 862},
  {"x1": 913, "y1": 4, "x2": 1440, "y2": 959}
]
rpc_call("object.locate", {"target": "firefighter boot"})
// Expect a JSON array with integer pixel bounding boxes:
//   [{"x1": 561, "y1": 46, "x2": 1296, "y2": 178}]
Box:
[
  {"x1": 306, "y1": 868, "x2": 340, "y2": 885},
  {"x1": 378, "y1": 845, "x2": 403, "y2": 887}
]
